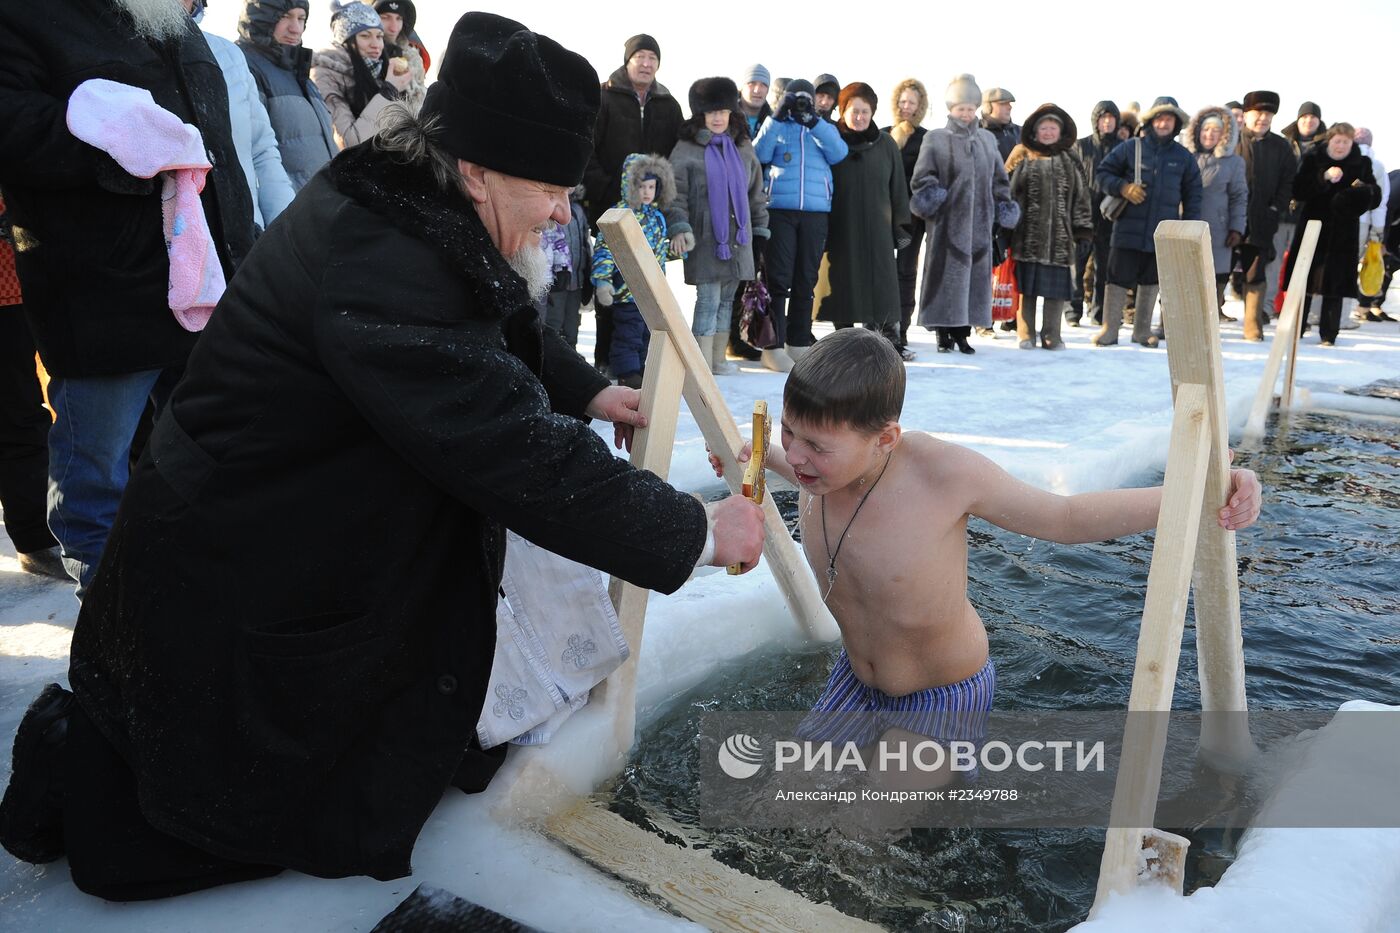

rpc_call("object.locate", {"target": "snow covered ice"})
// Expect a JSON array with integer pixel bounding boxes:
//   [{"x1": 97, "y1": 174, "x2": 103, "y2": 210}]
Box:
[{"x1": 3, "y1": 268, "x2": 1399, "y2": 930}]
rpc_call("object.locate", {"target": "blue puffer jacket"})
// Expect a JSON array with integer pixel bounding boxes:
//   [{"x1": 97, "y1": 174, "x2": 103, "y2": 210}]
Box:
[
  {"x1": 1097, "y1": 131, "x2": 1203, "y2": 253},
  {"x1": 753, "y1": 117, "x2": 848, "y2": 213}
]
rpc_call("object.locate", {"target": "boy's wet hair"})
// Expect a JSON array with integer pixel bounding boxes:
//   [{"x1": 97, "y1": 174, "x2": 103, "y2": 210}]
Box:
[{"x1": 783, "y1": 329, "x2": 905, "y2": 434}]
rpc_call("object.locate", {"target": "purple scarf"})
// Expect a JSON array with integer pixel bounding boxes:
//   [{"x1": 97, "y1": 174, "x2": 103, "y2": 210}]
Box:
[{"x1": 703, "y1": 131, "x2": 751, "y2": 261}]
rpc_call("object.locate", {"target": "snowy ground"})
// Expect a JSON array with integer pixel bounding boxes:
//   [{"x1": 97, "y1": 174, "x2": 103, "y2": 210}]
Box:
[{"x1": 3, "y1": 273, "x2": 1399, "y2": 931}]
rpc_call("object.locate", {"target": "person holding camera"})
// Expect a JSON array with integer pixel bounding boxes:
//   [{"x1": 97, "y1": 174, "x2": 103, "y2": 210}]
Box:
[{"x1": 752, "y1": 78, "x2": 848, "y2": 372}]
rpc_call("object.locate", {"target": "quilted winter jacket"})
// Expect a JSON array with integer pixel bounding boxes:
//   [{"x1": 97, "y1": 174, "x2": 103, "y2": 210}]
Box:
[
  {"x1": 1097, "y1": 131, "x2": 1203, "y2": 253},
  {"x1": 753, "y1": 116, "x2": 848, "y2": 213}
]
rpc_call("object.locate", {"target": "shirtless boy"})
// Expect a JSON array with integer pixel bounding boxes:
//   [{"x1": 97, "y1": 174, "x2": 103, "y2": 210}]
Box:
[{"x1": 714, "y1": 329, "x2": 1262, "y2": 745}]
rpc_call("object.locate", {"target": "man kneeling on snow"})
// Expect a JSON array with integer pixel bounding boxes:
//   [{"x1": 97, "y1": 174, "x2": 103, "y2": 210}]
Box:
[{"x1": 0, "y1": 12, "x2": 764, "y2": 900}]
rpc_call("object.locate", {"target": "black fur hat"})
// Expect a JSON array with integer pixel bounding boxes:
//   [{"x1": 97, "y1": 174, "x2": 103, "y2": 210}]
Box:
[
  {"x1": 421, "y1": 13, "x2": 600, "y2": 187},
  {"x1": 1242, "y1": 91, "x2": 1279, "y2": 114},
  {"x1": 688, "y1": 77, "x2": 740, "y2": 119}
]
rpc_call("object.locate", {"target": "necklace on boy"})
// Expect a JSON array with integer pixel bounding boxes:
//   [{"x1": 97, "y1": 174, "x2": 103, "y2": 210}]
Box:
[{"x1": 820, "y1": 450, "x2": 893, "y2": 601}]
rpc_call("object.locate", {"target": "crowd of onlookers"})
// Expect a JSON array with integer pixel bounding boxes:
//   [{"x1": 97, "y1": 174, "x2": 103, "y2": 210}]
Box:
[{"x1": 2, "y1": 0, "x2": 1397, "y2": 589}]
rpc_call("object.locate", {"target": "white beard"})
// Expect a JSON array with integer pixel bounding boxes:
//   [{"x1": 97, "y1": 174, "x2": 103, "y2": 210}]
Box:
[
  {"x1": 506, "y1": 242, "x2": 552, "y2": 305},
  {"x1": 114, "y1": 0, "x2": 190, "y2": 42}
]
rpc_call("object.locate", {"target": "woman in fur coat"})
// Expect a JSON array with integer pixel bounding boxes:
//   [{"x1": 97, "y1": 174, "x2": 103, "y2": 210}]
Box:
[
  {"x1": 1284, "y1": 123, "x2": 1382, "y2": 346},
  {"x1": 813, "y1": 83, "x2": 911, "y2": 347},
  {"x1": 312, "y1": 1, "x2": 418, "y2": 150},
  {"x1": 884, "y1": 78, "x2": 929, "y2": 359},
  {"x1": 666, "y1": 78, "x2": 769, "y2": 375},
  {"x1": 910, "y1": 74, "x2": 1020, "y2": 354},
  {"x1": 1184, "y1": 106, "x2": 1248, "y2": 319},
  {"x1": 1004, "y1": 104, "x2": 1092, "y2": 350}
]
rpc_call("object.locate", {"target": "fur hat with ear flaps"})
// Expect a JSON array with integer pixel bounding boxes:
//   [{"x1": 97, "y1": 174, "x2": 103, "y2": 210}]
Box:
[{"x1": 620, "y1": 152, "x2": 675, "y2": 211}]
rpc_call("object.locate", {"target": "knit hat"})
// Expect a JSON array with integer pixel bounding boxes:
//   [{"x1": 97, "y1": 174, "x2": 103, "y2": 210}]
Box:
[
  {"x1": 1242, "y1": 90, "x2": 1279, "y2": 114},
  {"x1": 944, "y1": 73, "x2": 981, "y2": 109},
  {"x1": 785, "y1": 78, "x2": 815, "y2": 99},
  {"x1": 1225, "y1": 100, "x2": 1243, "y2": 111},
  {"x1": 1297, "y1": 100, "x2": 1322, "y2": 119},
  {"x1": 623, "y1": 34, "x2": 660, "y2": 64},
  {"x1": 982, "y1": 87, "x2": 1015, "y2": 104},
  {"x1": 329, "y1": 1, "x2": 382, "y2": 47},
  {"x1": 837, "y1": 82, "x2": 878, "y2": 115},
  {"x1": 373, "y1": 0, "x2": 415, "y2": 35},
  {"x1": 689, "y1": 77, "x2": 740, "y2": 118},
  {"x1": 1355, "y1": 127, "x2": 1373, "y2": 147},
  {"x1": 813, "y1": 74, "x2": 840, "y2": 97},
  {"x1": 742, "y1": 64, "x2": 770, "y2": 87},
  {"x1": 421, "y1": 12, "x2": 601, "y2": 187}
]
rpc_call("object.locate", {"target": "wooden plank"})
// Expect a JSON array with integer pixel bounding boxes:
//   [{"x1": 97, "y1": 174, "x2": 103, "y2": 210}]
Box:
[
  {"x1": 1241, "y1": 220, "x2": 1322, "y2": 446},
  {"x1": 1092, "y1": 383, "x2": 1212, "y2": 915},
  {"x1": 1153, "y1": 221, "x2": 1255, "y2": 771},
  {"x1": 591, "y1": 331, "x2": 688, "y2": 754},
  {"x1": 545, "y1": 799, "x2": 885, "y2": 933},
  {"x1": 597, "y1": 208, "x2": 838, "y2": 643},
  {"x1": 1279, "y1": 223, "x2": 1323, "y2": 409}
]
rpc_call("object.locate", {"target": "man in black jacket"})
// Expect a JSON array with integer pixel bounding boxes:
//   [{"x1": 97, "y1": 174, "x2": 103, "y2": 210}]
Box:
[
  {"x1": 0, "y1": 12, "x2": 764, "y2": 901},
  {"x1": 1235, "y1": 90, "x2": 1296, "y2": 341},
  {"x1": 980, "y1": 87, "x2": 1020, "y2": 163},
  {"x1": 1072, "y1": 100, "x2": 1121, "y2": 325},
  {"x1": 581, "y1": 33, "x2": 684, "y2": 370},
  {"x1": 0, "y1": 0, "x2": 254, "y2": 599}
]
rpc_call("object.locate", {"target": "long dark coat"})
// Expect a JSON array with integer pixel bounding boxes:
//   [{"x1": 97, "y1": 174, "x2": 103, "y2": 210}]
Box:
[
  {"x1": 583, "y1": 67, "x2": 684, "y2": 223},
  {"x1": 0, "y1": 0, "x2": 253, "y2": 377},
  {"x1": 1237, "y1": 127, "x2": 1296, "y2": 256},
  {"x1": 814, "y1": 125, "x2": 910, "y2": 326},
  {"x1": 1285, "y1": 146, "x2": 1382, "y2": 298},
  {"x1": 69, "y1": 145, "x2": 708, "y2": 882},
  {"x1": 910, "y1": 117, "x2": 1020, "y2": 328}
]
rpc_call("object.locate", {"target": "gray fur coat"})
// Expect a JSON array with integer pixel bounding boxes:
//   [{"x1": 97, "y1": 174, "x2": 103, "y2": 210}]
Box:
[
  {"x1": 911, "y1": 117, "x2": 1020, "y2": 328},
  {"x1": 1184, "y1": 106, "x2": 1248, "y2": 273}
]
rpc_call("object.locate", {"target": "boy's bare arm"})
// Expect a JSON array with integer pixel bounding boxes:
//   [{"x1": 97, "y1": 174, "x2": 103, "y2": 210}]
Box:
[{"x1": 943, "y1": 442, "x2": 1261, "y2": 544}]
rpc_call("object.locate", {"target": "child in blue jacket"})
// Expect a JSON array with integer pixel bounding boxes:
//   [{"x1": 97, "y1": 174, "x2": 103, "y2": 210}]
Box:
[
  {"x1": 591, "y1": 152, "x2": 675, "y2": 388},
  {"x1": 752, "y1": 78, "x2": 848, "y2": 371}
]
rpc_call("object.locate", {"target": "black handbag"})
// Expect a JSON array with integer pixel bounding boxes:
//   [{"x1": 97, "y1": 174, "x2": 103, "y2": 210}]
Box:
[{"x1": 1100, "y1": 138, "x2": 1141, "y2": 222}]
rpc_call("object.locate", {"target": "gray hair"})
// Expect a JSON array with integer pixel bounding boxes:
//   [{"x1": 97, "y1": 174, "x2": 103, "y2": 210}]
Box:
[{"x1": 372, "y1": 105, "x2": 464, "y2": 194}]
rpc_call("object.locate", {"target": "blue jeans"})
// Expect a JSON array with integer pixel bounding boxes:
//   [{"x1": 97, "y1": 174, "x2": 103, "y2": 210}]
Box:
[
  {"x1": 692, "y1": 280, "x2": 740, "y2": 338},
  {"x1": 47, "y1": 368, "x2": 179, "y2": 598}
]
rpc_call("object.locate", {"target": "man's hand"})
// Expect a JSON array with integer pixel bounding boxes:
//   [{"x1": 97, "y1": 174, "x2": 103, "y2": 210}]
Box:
[
  {"x1": 1225, "y1": 230, "x2": 1243, "y2": 248},
  {"x1": 586, "y1": 385, "x2": 648, "y2": 452},
  {"x1": 709, "y1": 495, "x2": 765, "y2": 571},
  {"x1": 1219, "y1": 467, "x2": 1262, "y2": 531},
  {"x1": 1121, "y1": 182, "x2": 1147, "y2": 204}
]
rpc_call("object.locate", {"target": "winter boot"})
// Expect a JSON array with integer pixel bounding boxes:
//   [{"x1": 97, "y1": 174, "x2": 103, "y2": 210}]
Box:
[
  {"x1": 1241, "y1": 281, "x2": 1267, "y2": 341},
  {"x1": 785, "y1": 344, "x2": 812, "y2": 364},
  {"x1": 1133, "y1": 285, "x2": 1160, "y2": 347},
  {"x1": 0, "y1": 683, "x2": 73, "y2": 864},
  {"x1": 760, "y1": 347, "x2": 794, "y2": 373},
  {"x1": 710, "y1": 332, "x2": 736, "y2": 375},
  {"x1": 936, "y1": 328, "x2": 954, "y2": 352},
  {"x1": 1040, "y1": 300, "x2": 1067, "y2": 350},
  {"x1": 1094, "y1": 285, "x2": 1127, "y2": 346},
  {"x1": 1015, "y1": 295, "x2": 1038, "y2": 346},
  {"x1": 695, "y1": 333, "x2": 716, "y2": 374},
  {"x1": 953, "y1": 326, "x2": 975, "y2": 354}
]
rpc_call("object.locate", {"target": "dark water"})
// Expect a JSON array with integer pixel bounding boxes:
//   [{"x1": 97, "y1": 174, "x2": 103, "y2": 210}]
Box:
[{"x1": 603, "y1": 412, "x2": 1400, "y2": 931}]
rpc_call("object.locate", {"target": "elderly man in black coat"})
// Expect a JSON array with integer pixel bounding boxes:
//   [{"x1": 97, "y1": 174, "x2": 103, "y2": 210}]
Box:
[
  {"x1": 0, "y1": 11, "x2": 764, "y2": 901},
  {"x1": 0, "y1": 0, "x2": 254, "y2": 598},
  {"x1": 1234, "y1": 90, "x2": 1298, "y2": 341}
]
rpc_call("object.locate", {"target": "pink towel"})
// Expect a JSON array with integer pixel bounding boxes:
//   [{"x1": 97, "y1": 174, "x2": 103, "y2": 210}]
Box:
[{"x1": 66, "y1": 79, "x2": 226, "y2": 331}]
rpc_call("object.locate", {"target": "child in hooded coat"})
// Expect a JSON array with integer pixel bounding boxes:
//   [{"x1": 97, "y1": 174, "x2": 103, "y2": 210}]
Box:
[{"x1": 591, "y1": 153, "x2": 675, "y2": 387}]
